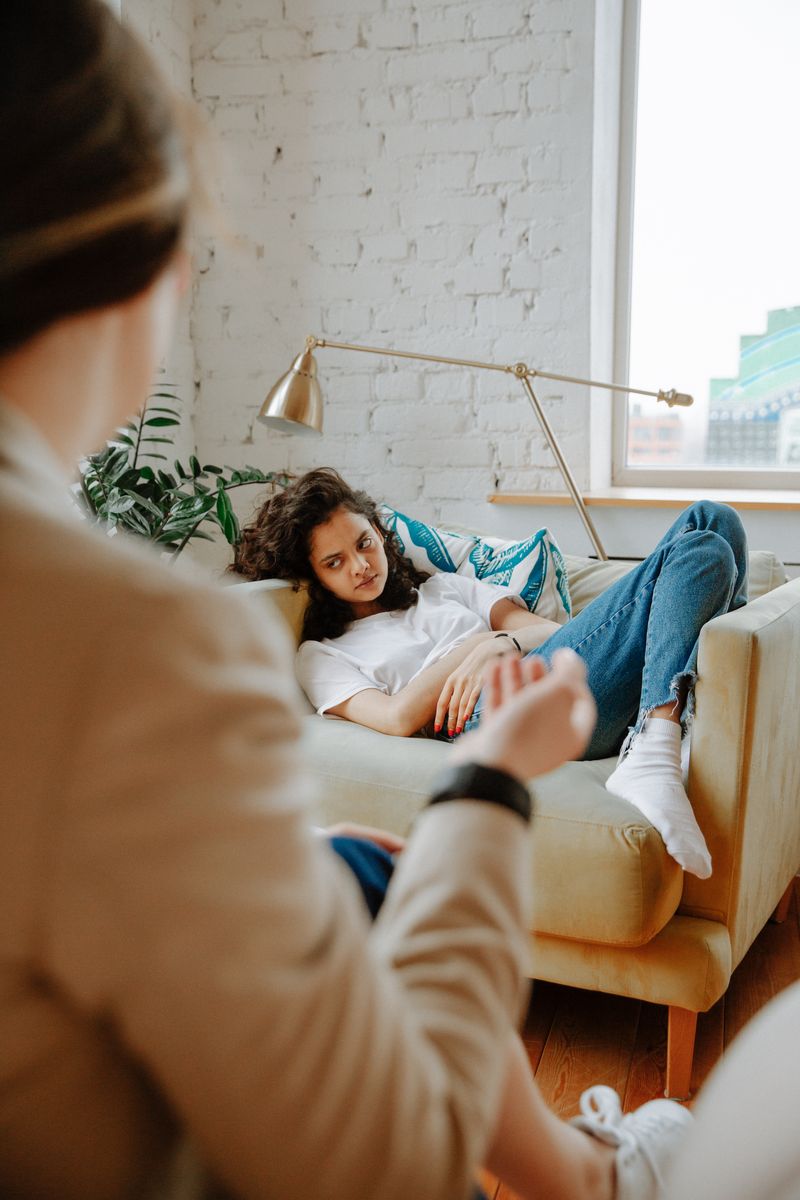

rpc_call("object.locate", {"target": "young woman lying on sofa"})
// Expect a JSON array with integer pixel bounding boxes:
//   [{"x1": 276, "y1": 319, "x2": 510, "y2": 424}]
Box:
[{"x1": 233, "y1": 467, "x2": 751, "y2": 880}]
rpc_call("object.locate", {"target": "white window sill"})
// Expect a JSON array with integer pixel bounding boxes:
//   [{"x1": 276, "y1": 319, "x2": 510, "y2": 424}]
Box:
[
  {"x1": 489, "y1": 487, "x2": 800, "y2": 512},
  {"x1": 485, "y1": 489, "x2": 798, "y2": 569}
]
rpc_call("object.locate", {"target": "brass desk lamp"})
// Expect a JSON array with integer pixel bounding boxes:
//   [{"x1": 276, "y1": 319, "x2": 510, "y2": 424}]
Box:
[{"x1": 259, "y1": 334, "x2": 693, "y2": 561}]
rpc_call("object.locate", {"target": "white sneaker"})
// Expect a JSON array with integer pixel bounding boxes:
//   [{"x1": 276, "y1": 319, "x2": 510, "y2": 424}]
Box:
[{"x1": 570, "y1": 1084, "x2": 693, "y2": 1199}]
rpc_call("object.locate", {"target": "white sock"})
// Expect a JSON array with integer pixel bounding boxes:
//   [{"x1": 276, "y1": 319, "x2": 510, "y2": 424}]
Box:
[
  {"x1": 681, "y1": 728, "x2": 691, "y2": 788},
  {"x1": 605, "y1": 718, "x2": 712, "y2": 879}
]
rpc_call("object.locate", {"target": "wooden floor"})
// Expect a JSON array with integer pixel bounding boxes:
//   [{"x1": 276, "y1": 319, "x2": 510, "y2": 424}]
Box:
[{"x1": 480, "y1": 879, "x2": 800, "y2": 1200}]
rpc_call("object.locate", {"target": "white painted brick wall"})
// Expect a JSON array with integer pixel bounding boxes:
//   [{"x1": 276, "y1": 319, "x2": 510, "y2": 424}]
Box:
[
  {"x1": 131, "y1": 1, "x2": 598, "y2": 570},
  {"x1": 122, "y1": 0, "x2": 196, "y2": 465}
]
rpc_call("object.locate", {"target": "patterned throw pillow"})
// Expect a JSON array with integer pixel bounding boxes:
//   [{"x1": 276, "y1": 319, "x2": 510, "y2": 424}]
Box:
[{"x1": 379, "y1": 505, "x2": 571, "y2": 624}]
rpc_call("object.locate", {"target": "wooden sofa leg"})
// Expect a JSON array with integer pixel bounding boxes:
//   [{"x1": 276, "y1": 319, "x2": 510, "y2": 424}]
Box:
[
  {"x1": 665, "y1": 1007, "x2": 697, "y2": 1100},
  {"x1": 770, "y1": 878, "x2": 795, "y2": 923}
]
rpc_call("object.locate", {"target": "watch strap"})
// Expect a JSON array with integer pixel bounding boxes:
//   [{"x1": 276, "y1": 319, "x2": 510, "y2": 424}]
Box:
[{"x1": 427, "y1": 762, "x2": 531, "y2": 823}]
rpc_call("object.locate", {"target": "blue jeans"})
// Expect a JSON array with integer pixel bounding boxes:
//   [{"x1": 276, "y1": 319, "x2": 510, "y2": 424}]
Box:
[
  {"x1": 329, "y1": 835, "x2": 396, "y2": 918},
  {"x1": 466, "y1": 501, "x2": 748, "y2": 759}
]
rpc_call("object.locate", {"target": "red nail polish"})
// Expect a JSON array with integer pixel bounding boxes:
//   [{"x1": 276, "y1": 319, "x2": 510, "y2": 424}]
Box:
[
  {"x1": 455, "y1": 726, "x2": 462, "y2": 735},
  {"x1": 434, "y1": 723, "x2": 441, "y2": 733}
]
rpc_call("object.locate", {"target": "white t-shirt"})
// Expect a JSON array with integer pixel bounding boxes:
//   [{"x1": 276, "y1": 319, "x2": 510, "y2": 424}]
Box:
[{"x1": 295, "y1": 572, "x2": 525, "y2": 715}]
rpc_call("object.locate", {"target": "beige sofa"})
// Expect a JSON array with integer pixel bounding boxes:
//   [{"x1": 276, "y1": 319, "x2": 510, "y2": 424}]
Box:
[{"x1": 239, "y1": 549, "x2": 800, "y2": 1098}]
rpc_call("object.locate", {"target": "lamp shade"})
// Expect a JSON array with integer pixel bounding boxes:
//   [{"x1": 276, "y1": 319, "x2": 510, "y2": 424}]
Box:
[{"x1": 258, "y1": 348, "x2": 323, "y2": 434}]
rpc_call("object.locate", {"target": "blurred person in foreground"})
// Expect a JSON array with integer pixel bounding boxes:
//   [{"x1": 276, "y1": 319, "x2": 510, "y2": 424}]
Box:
[{"x1": 0, "y1": 3, "x2": 696, "y2": 1198}]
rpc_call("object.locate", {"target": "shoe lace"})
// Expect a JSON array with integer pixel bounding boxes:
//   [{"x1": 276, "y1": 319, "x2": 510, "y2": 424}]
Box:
[
  {"x1": 578, "y1": 1085, "x2": 624, "y2": 1128},
  {"x1": 618, "y1": 1110, "x2": 676, "y2": 1189},
  {"x1": 579, "y1": 1088, "x2": 677, "y2": 1190}
]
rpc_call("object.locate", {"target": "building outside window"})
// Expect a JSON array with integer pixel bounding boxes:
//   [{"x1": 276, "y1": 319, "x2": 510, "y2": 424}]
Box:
[{"x1": 615, "y1": 0, "x2": 800, "y2": 487}]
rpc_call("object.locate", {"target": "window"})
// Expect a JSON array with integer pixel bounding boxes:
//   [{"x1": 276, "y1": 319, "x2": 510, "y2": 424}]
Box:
[{"x1": 614, "y1": 0, "x2": 800, "y2": 488}]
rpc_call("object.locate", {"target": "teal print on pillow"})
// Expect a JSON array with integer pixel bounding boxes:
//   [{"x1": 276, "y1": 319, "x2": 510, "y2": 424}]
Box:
[
  {"x1": 379, "y1": 507, "x2": 472, "y2": 573},
  {"x1": 379, "y1": 505, "x2": 571, "y2": 624},
  {"x1": 396, "y1": 515, "x2": 457, "y2": 572},
  {"x1": 466, "y1": 531, "x2": 572, "y2": 620}
]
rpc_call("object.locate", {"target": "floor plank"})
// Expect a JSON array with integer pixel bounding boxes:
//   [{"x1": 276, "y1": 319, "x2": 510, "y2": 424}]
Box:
[
  {"x1": 622, "y1": 1000, "x2": 665, "y2": 1111},
  {"x1": 724, "y1": 882, "x2": 800, "y2": 1047},
  {"x1": 529, "y1": 986, "x2": 640, "y2": 1119},
  {"x1": 520, "y1": 979, "x2": 559, "y2": 1073},
  {"x1": 493, "y1": 1184, "x2": 523, "y2": 1200},
  {"x1": 480, "y1": 880, "x2": 800, "y2": 1199}
]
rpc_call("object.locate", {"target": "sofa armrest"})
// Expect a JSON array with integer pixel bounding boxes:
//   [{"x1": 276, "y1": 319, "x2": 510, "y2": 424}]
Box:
[
  {"x1": 235, "y1": 578, "x2": 308, "y2": 645},
  {"x1": 681, "y1": 577, "x2": 800, "y2": 967}
]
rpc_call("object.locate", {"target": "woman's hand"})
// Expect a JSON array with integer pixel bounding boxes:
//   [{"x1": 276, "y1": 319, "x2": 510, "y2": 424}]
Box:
[
  {"x1": 325, "y1": 823, "x2": 406, "y2": 855},
  {"x1": 451, "y1": 648, "x2": 596, "y2": 782},
  {"x1": 434, "y1": 636, "x2": 519, "y2": 737}
]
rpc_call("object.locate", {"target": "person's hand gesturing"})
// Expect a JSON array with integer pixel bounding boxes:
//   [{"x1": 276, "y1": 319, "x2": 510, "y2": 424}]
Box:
[{"x1": 451, "y1": 648, "x2": 596, "y2": 782}]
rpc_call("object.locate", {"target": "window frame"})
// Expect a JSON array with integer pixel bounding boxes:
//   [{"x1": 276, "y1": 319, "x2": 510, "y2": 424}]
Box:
[{"x1": 611, "y1": 0, "x2": 800, "y2": 491}]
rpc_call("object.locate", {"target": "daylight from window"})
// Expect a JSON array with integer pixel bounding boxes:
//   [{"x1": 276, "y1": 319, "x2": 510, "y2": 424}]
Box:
[{"x1": 626, "y1": 0, "x2": 800, "y2": 471}]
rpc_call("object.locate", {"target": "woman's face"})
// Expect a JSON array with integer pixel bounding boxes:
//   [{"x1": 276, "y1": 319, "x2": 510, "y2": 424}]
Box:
[{"x1": 308, "y1": 506, "x2": 389, "y2": 616}]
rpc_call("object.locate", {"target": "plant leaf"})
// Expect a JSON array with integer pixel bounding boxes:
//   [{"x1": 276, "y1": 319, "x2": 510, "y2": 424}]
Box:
[
  {"x1": 215, "y1": 488, "x2": 239, "y2": 544},
  {"x1": 127, "y1": 492, "x2": 165, "y2": 520},
  {"x1": 121, "y1": 509, "x2": 153, "y2": 537},
  {"x1": 147, "y1": 405, "x2": 181, "y2": 417},
  {"x1": 107, "y1": 495, "x2": 138, "y2": 516}
]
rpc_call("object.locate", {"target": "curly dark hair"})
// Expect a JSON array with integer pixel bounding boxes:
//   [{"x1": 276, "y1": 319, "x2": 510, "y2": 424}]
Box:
[{"x1": 230, "y1": 467, "x2": 429, "y2": 643}]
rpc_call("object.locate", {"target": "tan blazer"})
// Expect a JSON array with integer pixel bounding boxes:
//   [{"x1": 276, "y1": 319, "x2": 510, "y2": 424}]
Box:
[{"x1": 0, "y1": 403, "x2": 530, "y2": 1200}]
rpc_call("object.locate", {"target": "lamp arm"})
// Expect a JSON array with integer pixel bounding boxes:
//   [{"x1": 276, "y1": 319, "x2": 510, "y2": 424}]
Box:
[
  {"x1": 309, "y1": 336, "x2": 692, "y2": 407},
  {"x1": 519, "y1": 375, "x2": 608, "y2": 561},
  {"x1": 300, "y1": 334, "x2": 692, "y2": 561},
  {"x1": 310, "y1": 336, "x2": 510, "y2": 376},
  {"x1": 531, "y1": 370, "x2": 692, "y2": 407}
]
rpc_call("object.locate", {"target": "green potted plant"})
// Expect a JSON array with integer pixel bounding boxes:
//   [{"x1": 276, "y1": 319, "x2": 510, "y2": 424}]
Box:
[{"x1": 77, "y1": 393, "x2": 290, "y2": 558}]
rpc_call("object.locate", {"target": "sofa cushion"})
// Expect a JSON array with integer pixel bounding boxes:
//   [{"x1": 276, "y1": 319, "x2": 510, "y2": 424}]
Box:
[{"x1": 303, "y1": 716, "x2": 684, "y2": 948}]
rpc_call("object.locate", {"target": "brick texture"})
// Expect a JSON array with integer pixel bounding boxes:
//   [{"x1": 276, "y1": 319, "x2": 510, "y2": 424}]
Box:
[
  {"x1": 123, "y1": 0, "x2": 197, "y2": 464},
  {"x1": 127, "y1": 0, "x2": 596, "y2": 569}
]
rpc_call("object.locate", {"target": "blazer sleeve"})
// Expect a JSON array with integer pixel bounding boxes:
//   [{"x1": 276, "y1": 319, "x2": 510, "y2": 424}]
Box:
[{"x1": 43, "y1": 576, "x2": 531, "y2": 1200}]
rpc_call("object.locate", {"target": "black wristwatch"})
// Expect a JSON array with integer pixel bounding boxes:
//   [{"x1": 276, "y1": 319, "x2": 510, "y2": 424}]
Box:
[{"x1": 427, "y1": 762, "x2": 532, "y2": 824}]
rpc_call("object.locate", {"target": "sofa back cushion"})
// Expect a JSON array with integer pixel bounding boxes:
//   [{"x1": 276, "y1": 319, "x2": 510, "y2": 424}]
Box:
[
  {"x1": 235, "y1": 550, "x2": 788, "y2": 644},
  {"x1": 564, "y1": 549, "x2": 787, "y2": 616}
]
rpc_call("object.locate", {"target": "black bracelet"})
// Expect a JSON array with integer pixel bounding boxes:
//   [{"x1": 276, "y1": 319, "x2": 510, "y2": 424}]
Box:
[
  {"x1": 494, "y1": 632, "x2": 522, "y2": 654},
  {"x1": 427, "y1": 762, "x2": 532, "y2": 824}
]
